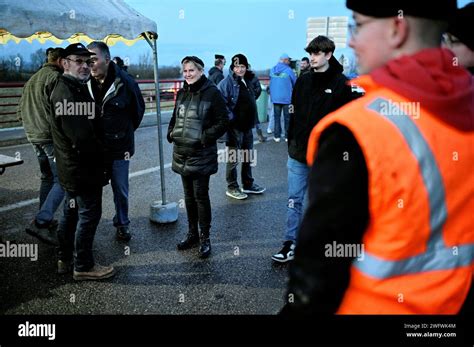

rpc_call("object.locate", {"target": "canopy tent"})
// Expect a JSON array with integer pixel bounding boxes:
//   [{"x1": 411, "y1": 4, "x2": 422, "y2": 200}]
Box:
[
  {"x1": 0, "y1": 0, "x2": 156, "y2": 45},
  {"x1": 0, "y1": 0, "x2": 177, "y2": 222}
]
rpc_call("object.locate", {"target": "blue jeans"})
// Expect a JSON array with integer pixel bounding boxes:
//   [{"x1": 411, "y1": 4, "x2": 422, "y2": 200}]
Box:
[
  {"x1": 111, "y1": 159, "x2": 130, "y2": 227},
  {"x1": 57, "y1": 189, "x2": 102, "y2": 272},
  {"x1": 273, "y1": 104, "x2": 290, "y2": 139},
  {"x1": 267, "y1": 100, "x2": 274, "y2": 132},
  {"x1": 32, "y1": 143, "x2": 65, "y2": 225},
  {"x1": 285, "y1": 157, "x2": 310, "y2": 243}
]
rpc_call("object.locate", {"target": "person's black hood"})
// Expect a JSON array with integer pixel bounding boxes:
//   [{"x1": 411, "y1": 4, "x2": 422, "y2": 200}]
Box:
[
  {"x1": 312, "y1": 55, "x2": 343, "y2": 74},
  {"x1": 311, "y1": 55, "x2": 344, "y2": 87}
]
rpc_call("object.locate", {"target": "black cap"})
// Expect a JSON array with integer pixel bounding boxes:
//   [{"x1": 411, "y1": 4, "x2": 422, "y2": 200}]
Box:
[
  {"x1": 215, "y1": 54, "x2": 225, "y2": 60},
  {"x1": 448, "y1": 3, "x2": 474, "y2": 51},
  {"x1": 231, "y1": 54, "x2": 249, "y2": 69},
  {"x1": 181, "y1": 56, "x2": 205, "y2": 68},
  {"x1": 61, "y1": 43, "x2": 95, "y2": 58},
  {"x1": 346, "y1": 0, "x2": 457, "y2": 20}
]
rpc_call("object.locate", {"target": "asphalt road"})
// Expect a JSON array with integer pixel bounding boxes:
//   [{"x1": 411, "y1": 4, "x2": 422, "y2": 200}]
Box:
[{"x1": 0, "y1": 123, "x2": 291, "y2": 314}]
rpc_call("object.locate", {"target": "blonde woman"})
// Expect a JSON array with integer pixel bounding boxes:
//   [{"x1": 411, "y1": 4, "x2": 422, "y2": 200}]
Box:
[{"x1": 167, "y1": 56, "x2": 229, "y2": 258}]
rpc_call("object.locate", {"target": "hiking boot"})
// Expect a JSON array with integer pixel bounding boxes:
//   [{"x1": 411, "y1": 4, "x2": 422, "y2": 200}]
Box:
[
  {"x1": 242, "y1": 183, "x2": 266, "y2": 194},
  {"x1": 25, "y1": 219, "x2": 58, "y2": 246},
  {"x1": 116, "y1": 226, "x2": 131, "y2": 241},
  {"x1": 73, "y1": 264, "x2": 116, "y2": 281},
  {"x1": 226, "y1": 188, "x2": 248, "y2": 200},
  {"x1": 271, "y1": 241, "x2": 295, "y2": 263},
  {"x1": 57, "y1": 259, "x2": 73, "y2": 274},
  {"x1": 256, "y1": 128, "x2": 267, "y2": 142},
  {"x1": 177, "y1": 231, "x2": 200, "y2": 250}
]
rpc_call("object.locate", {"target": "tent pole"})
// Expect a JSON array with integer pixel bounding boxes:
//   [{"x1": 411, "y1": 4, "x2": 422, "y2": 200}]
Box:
[{"x1": 144, "y1": 32, "x2": 166, "y2": 205}]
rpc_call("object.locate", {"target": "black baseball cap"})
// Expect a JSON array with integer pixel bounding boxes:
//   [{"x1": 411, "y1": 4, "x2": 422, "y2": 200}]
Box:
[
  {"x1": 448, "y1": 3, "x2": 474, "y2": 51},
  {"x1": 215, "y1": 54, "x2": 225, "y2": 60},
  {"x1": 346, "y1": 0, "x2": 457, "y2": 20},
  {"x1": 61, "y1": 43, "x2": 96, "y2": 58}
]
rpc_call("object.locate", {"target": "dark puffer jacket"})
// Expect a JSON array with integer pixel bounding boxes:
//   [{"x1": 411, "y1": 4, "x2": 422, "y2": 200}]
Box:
[
  {"x1": 49, "y1": 75, "x2": 106, "y2": 193},
  {"x1": 288, "y1": 56, "x2": 355, "y2": 163},
  {"x1": 167, "y1": 75, "x2": 229, "y2": 177}
]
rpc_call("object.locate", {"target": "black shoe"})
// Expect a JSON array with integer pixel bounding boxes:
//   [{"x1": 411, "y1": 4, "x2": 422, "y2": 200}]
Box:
[
  {"x1": 116, "y1": 226, "x2": 131, "y2": 241},
  {"x1": 199, "y1": 238, "x2": 211, "y2": 258},
  {"x1": 25, "y1": 220, "x2": 58, "y2": 246},
  {"x1": 177, "y1": 232, "x2": 200, "y2": 250},
  {"x1": 242, "y1": 183, "x2": 266, "y2": 194},
  {"x1": 271, "y1": 240, "x2": 295, "y2": 263},
  {"x1": 256, "y1": 129, "x2": 267, "y2": 142}
]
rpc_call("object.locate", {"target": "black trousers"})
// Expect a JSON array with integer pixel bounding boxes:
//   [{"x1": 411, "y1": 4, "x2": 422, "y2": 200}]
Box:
[
  {"x1": 225, "y1": 127, "x2": 254, "y2": 190},
  {"x1": 181, "y1": 175, "x2": 211, "y2": 235}
]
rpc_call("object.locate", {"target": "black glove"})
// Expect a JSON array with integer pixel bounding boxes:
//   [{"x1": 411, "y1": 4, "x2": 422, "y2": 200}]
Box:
[{"x1": 167, "y1": 130, "x2": 173, "y2": 144}]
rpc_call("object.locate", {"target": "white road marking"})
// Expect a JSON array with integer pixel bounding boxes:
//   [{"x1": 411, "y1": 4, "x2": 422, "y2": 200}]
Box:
[{"x1": 0, "y1": 140, "x2": 264, "y2": 213}]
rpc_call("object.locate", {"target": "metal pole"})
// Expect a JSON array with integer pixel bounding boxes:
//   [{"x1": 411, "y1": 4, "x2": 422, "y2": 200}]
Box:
[
  {"x1": 326, "y1": 16, "x2": 330, "y2": 37},
  {"x1": 143, "y1": 32, "x2": 166, "y2": 205}
]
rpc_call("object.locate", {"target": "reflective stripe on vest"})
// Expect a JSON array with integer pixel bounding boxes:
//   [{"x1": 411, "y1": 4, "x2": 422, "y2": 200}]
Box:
[{"x1": 353, "y1": 97, "x2": 474, "y2": 279}]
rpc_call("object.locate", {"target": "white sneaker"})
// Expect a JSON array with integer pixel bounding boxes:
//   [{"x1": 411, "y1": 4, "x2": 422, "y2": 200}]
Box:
[
  {"x1": 274, "y1": 137, "x2": 281, "y2": 143},
  {"x1": 272, "y1": 241, "x2": 295, "y2": 263},
  {"x1": 267, "y1": 128, "x2": 273, "y2": 134}
]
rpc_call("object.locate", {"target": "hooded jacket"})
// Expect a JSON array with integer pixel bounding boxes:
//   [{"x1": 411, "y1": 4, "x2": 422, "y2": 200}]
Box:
[
  {"x1": 288, "y1": 56, "x2": 354, "y2": 163},
  {"x1": 283, "y1": 47, "x2": 474, "y2": 315},
  {"x1": 269, "y1": 62, "x2": 297, "y2": 104},
  {"x1": 217, "y1": 69, "x2": 261, "y2": 128},
  {"x1": 167, "y1": 75, "x2": 229, "y2": 177},
  {"x1": 17, "y1": 63, "x2": 62, "y2": 144},
  {"x1": 49, "y1": 75, "x2": 106, "y2": 194}
]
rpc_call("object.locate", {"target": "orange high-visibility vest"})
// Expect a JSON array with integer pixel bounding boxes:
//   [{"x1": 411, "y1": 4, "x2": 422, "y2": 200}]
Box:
[{"x1": 306, "y1": 75, "x2": 474, "y2": 314}]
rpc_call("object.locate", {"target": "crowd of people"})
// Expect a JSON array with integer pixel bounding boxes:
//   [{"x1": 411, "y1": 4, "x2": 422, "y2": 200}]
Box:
[{"x1": 15, "y1": 0, "x2": 473, "y2": 314}]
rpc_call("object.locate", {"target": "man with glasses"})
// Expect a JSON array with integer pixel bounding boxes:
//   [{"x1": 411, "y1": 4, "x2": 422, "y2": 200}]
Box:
[
  {"x1": 86, "y1": 41, "x2": 145, "y2": 242},
  {"x1": 282, "y1": 0, "x2": 473, "y2": 314},
  {"x1": 50, "y1": 43, "x2": 115, "y2": 280},
  {"x1": 444, "y1": 3, "x2": 474, "y2": 73}
]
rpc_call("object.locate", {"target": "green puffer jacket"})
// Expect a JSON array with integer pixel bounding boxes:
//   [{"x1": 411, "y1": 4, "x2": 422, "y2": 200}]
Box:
[{"x1": 17, "y1": 63, "x2": 62, "y2": 144}]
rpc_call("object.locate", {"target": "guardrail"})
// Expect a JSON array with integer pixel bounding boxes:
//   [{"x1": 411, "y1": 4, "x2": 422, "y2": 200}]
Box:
[{"x1": 0, "y1": 77, "x2": 270, "y2": 128}]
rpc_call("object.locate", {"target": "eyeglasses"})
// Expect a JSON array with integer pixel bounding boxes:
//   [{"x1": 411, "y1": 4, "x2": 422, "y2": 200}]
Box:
[
  {"x1": 65, "y1": 57, "x2": 94, "y2": 66},
  {"x1": 442, "y1": 33, "x2": 462, "y2": 47},
  {"x1": 348, "y1": 18, "x2": 378, "y2": 37}
]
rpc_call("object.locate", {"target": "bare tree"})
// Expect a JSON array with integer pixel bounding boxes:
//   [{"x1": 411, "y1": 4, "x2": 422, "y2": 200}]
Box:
[{"x1": 30, "y1": 49, "x2": 46, "y2": 71}]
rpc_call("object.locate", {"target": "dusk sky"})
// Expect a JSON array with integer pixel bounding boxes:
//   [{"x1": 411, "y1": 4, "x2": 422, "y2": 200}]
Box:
[{"x1": 1, "y1": 0, "x2": 472, "y2": 73}]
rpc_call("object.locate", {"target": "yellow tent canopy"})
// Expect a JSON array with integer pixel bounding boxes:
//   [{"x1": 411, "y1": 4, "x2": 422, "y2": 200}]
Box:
[
  {"x1": 0, "y1": 0, "x2": 175, "y2": 220},
  {"x1": 0, "y1": 0, "x2": 157, "y2": 46}
]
